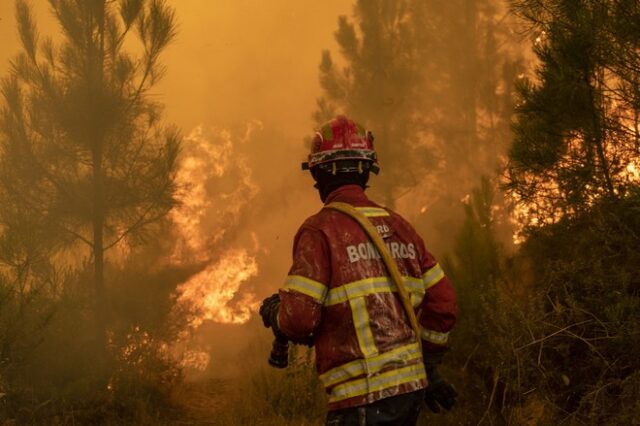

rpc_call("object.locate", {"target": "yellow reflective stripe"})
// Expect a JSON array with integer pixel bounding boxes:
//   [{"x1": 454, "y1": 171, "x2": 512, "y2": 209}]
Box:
[
  {"x1": 423, "y1": 263, "x2": 445, "y2": 289},
  {"x1": 355, "y1": 207, "x2": 390, "y2": 217},
  {"x1": 319, "y1": 342, "x2": 422, "y2": 387},
  {"x1": 404, "y1": 276, "x2": 422, "y2": 289},
  {"x1": 283, "y1": 275, "x2": 328, "y2": 302},
  {"x1": 421, "y1": 328, "x2": 449, "y2": 345},
  {"x1": 404, "y1": 276, "x2": 425, "y2": 307},
  {"x1": 325, "y1": 277, "x2": 396, "y2": 306},
  {"x1": 325, "y1": 276, "x2": 427, "y2": 307},
  {"x1": 328, "y1": 362, "x2": 426, "y2": 403},
  {"x1": 350, "y1": 297, "x2": 378, "y2": 357}
]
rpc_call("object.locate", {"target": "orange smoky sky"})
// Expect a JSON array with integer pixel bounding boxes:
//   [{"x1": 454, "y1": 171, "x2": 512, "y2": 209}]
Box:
[
  {"x1": 0, "y1": 0, "x2": 355, "y2": 375},
  {"x1": 1, "y1": 0, "x2": 350, "y2": 135},
  {"x1": 0, "y1": 0, "x2": 353, "y2": 269}
]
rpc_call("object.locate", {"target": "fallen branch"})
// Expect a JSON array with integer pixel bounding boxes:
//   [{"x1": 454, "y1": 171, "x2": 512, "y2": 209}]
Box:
[
  {"x1": 515, "y1": 320, "x2": 592, "y2": 351},
  {"x1": 477, "y1": 370, "x2": 499, "y2": 426}
]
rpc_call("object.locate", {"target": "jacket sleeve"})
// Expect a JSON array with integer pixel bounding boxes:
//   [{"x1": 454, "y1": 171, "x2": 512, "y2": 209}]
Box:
[
  {"x1": 277, "y1": 225, "x2": 330, "y2": 340},
  {"x1": 416, "y1": 240, "x2": 458, "y2": 353}
]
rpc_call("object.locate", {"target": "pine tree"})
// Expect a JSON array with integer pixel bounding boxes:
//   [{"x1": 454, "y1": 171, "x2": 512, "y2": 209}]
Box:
[
  {"x1": 507, "y1": 0, "x2": 640, "y2": 228},
  {"x1": 315, "y1": 0, "x2": 522, "y2": 218},
  {"x1": 503, "y1": 2, "x2": 640, "y2": 421},
  {"x1": 314, "y1": 0, "x2": 426, "y2": 208},
  {"x1": 0, "y1": 0, "x2": 180, "y2": 350},
  {"x1": 410, "y1": 0, "x2": 523, "y2": 251},
  {"x1": 422, "y1": 0, "x2": 521, "y2": 176}
]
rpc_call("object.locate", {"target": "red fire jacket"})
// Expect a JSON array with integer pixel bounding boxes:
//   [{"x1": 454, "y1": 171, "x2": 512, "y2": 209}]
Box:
[{"x1": 277, "y1": 185, "x2": 458, "y2": 411}]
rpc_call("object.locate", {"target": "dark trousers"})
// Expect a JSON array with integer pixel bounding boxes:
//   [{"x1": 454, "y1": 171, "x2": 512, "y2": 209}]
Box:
[{"x1": 325, "y1": 390, "x2": 424, "y2": 426}]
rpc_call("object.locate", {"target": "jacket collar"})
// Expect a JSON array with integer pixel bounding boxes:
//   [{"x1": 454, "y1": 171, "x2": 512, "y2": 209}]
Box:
[{"x1": 323, "y1": 184, "x2": 371, "y2": 206}]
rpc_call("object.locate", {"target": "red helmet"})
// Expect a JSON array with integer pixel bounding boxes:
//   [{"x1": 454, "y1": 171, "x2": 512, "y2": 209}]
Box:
[{"x1": 302, "y1": 115, "x2": 379, "y2": 175}]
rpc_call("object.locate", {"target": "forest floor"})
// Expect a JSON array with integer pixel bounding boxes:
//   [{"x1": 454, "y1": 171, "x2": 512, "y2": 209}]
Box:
[
  {"x1": 165, "y1": 376, "x2": 325, "y2": 426},
  {"x1": 168, "y1": 379, "x2": 234, "y2": 425},
  {"x1": 165, "y1": 377, "x2": 472, "y2": 426}
]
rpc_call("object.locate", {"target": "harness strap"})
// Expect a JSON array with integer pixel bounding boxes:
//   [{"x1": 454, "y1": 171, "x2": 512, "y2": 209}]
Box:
[{"x1": 324, "y1": 202, "x2": 422, "y2": 352}]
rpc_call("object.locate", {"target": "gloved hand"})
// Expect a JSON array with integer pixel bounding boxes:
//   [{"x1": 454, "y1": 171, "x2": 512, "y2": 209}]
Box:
[
  {"x1": 424, "y1": 352, "x2": 458, "y2": 413},
  {"x1": 259, "y1": 293, "x2": 280, "y2": 329},
  {"x1": 259, "y1": 293, "x2": 314, "y2": 346}
]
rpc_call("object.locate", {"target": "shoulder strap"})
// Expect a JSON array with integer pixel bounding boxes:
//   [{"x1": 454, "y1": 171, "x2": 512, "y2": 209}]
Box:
[{"x1": 324, "y1": 202, "x2": 422, "y2": 350}]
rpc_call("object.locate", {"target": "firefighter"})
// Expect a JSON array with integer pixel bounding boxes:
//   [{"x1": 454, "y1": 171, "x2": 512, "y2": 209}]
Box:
[{"x1": 260, "y1": 115, "x2": 458, "y2": 425}]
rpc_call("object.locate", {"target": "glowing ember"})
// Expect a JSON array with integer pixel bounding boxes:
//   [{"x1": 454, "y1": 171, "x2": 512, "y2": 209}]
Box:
[
  {"x1": 175, "y1": 249, "x2": 259, "y2": 326},
  {"x1": 626, "y1": 161, "x2": 639, "y2": 182},
  {"x1": 508, "y1": 157, "x2": 640, "y2": 244},
  {"x1": 179, "y1": 349, "x2": 211, "y2": 371}
]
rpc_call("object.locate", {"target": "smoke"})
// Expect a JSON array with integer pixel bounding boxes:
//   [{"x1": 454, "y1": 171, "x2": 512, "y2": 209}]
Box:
[
  {"x1": 165, "y1": 120, "x2": 320, "y2": 375},
  {"x1": 0, "y1": 0, "x2": 531, "y2": 382}
]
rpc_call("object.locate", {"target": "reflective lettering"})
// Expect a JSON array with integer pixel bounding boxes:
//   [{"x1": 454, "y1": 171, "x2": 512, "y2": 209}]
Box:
[
  {"x1": 376, "y1": 224, "x2": 390, "y2": 234},
  {"x1": 348, "y1": 242, "x2": 417, "y2": 262},
  {"x1": 367, "y1": 242, "x2": 378, "y2": 260},
  {"x1": 358, "y1": 243, "x2": 368, "y2": 260},
  {"x1": 347, "y1": 245, "x2": 359, "y2": 263},
  {"x1": 407, "y1": 243, "x2": 416, "y2": 259},
  {"x1": 391, "y1": 242, "x2": 401, "y2": 259}
]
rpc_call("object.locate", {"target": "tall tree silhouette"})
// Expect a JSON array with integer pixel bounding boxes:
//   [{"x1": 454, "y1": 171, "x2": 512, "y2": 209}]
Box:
[
  {"x1": 412, "y1": 0, "x2": 522, "y2": 250},
  {"x1": 0, "y1": 0, "x2": 180, "y2": 350},
  {"x1": 314, "y1": 0, "x2": 425, "y2": 208},
  {"x1": 316, "y1": 0, "x2": 522, "y2": 216}
]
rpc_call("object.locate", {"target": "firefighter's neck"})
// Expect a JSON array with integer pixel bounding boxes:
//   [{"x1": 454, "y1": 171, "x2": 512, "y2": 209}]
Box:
[{"x1": 320, "y1": 184, "x2": 367, "y2": 204}]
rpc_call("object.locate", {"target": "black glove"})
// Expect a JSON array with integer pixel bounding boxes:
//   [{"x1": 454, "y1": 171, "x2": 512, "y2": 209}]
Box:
[
  {"x1": 259, "y1": 293, "x2": 314, "y2": 347},
  {"x1": 259, "y1": 294, "x2": 280, "y2": 330},
  {"x1": 424, "y1": 352, "x2": 458, "y2": 413}
]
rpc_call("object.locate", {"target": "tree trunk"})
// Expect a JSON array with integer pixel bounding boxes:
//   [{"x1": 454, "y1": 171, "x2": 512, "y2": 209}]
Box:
[
  {"x1": 91, "y1": 0, "x2": 108, "y2": 355},
  {"x1": 93, "y1": 147, "x2": 107, "y2": 353},
  {"x1": 586, "y1": 67, "x2": 615, "y2": 197},
  {"x1": 462, "y1": 0, "x2": 478, "y2": 171}
]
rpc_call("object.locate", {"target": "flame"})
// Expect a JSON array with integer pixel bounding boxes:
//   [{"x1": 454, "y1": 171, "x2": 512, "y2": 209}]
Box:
[
  {"x1": 508, "y1": 149, "x2": 640, "y2": 244},
  {"x1": 625, "y1": 161, "x2": 639, "y2": 182},
  {"x1": 175, "y1": 248, "x2": 259, "y2": 326},
  {"x1": 162, "y1": 123, "x2": 264, "y2": 372},
  {"x1": 170, "y1": 123, "x2": 261, "y2": 263},
  {"x1": 34, "y1": 122, "x2": 268, "y2": 379},
  {"x1": 169, "y1": 122, "x2": 262, "y2": 326}
]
